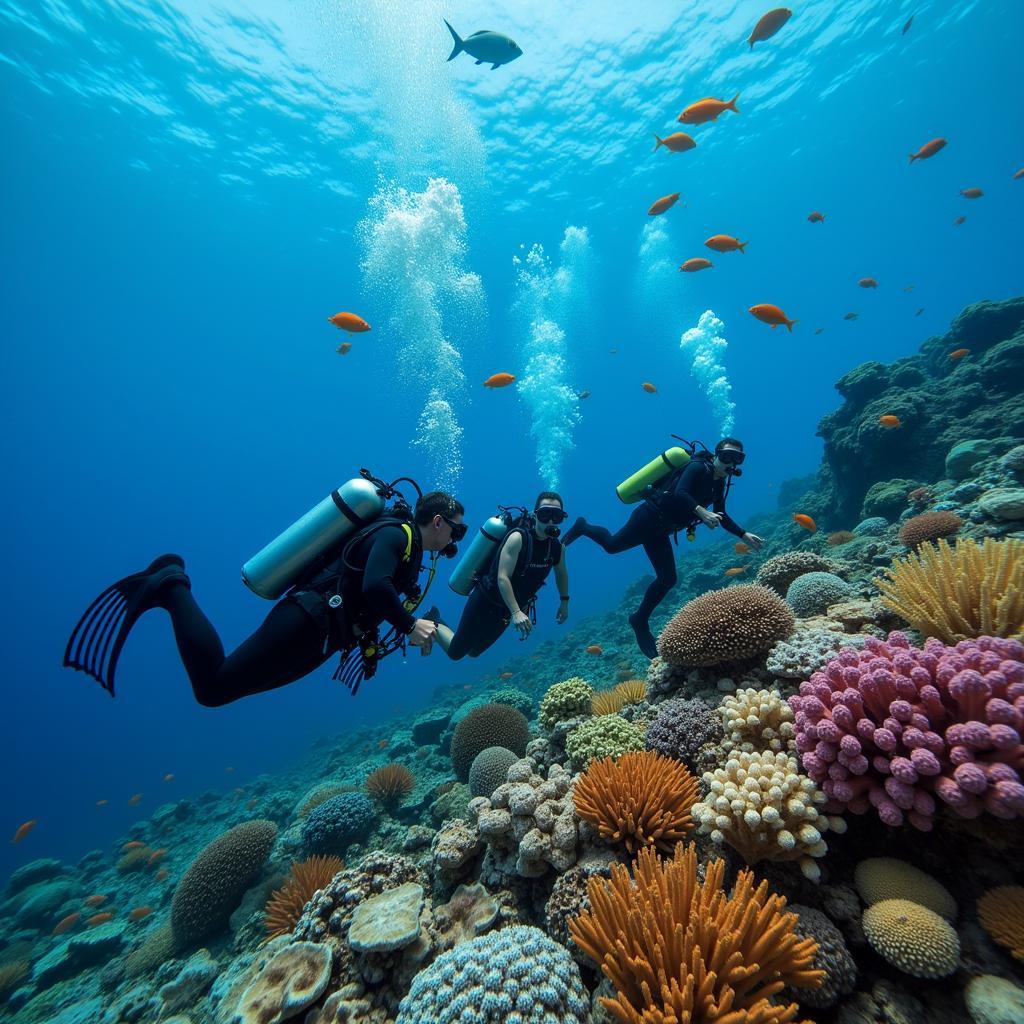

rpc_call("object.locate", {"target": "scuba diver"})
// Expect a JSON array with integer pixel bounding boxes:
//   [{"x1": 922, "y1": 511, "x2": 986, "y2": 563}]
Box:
[
  {"x1": 562, "y1": 438, "x2": 764, "y2": 658},
  {"x1": 63, "y1": 472, "x2": 465, "y2": 704},
  {"x1": 432, "y1": 492, "x2": 570, "y2": 659}
]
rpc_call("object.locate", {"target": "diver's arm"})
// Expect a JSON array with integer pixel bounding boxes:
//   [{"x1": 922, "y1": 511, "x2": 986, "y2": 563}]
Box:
[
  {"x1": 712, "y1": 484, "x2": 746, "y2": 537},
  {"x1": 360, "y1": 528, "x2": 417, "y2": 634},
  {"x1": 553, "y1": 550, "x2": 569, "y2": 623},
  {"x1": 495, "y1": 533, "x2": 524, "y2": 618},
  {"x1": 670, "y1": 463, "x2": 721, "y2": 526}
]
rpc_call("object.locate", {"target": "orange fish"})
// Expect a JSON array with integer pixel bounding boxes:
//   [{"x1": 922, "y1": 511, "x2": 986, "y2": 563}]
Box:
[
  {"x1": 724, "y1": 567, "x2": 748, "y2": 577},
  {"x1": 327, "y1": 312, "x2": 371, "y2": 333},
  {"x1": 87, "y1": 912, "x2": 114, "y2": 927},
  {"x1": 749, "y1": 304, "x2": 797, "y2": 331},
  {"x1": 793, "y1": 513, "x2": 817, "y2": 532},
  {"x1": 641, "y1": 382, "x2": 657, "y2": 394},
  {"x1": 127, "y1": 793, "x2": 143, "y2": 806},
  {"x1": 748, "y1": 7, "x2": 792, "y2": 48},
  {"x1": 735, "y1": 542, "x2": 750, "y2": 554},
  {"x1": 585, "y1": 645, "x2": 603, "y2": 655},
  {"x1": 129, "y1": 906, "x2": 154, "y2": 922},
  {"x1": 499, "y1": 671, "x2": 514, "y2": 680},
  {"x1": 953, "y1": 216, "x2": 966, "y2": 226},
  {"x1": 879, "y1": 414, "x2": 901, "y2": 428},
  {"x1": 147, "y1": 849, "x2": 167, "y2": 865},
  {"x1": 807, "y1": 211, "x2": 825, "y2": 223},
  {"x1": 653, "y1": 132, "x2": 696, "y2": 154},
  {"x1": 163, "y1": 773, "x2": 174, "y2": 783},
  {"x1": 122, "y1": 841, "x2": 145, "y2": 851},
  {"x1": 1014, "y1": 168, "x2": 1024, "y2": 180},
  {"x1": 960, "y1": 187, "x2": 983, "y2": 199},
  {"x1": 909, "y1": 138, "x2": 947, "y2": 163},
  {"x1": 647, "y1": 193, "x2": 681, "y2": 216},
  {"x1": 155, "y1": 868, "x2": 169, "y2": 881},
  {"x1": 483, "y1": 372, "x2": 516, "y2": 388},
  {"x1": 705, "y1": 234, "x2": 746, "y2": 254},
  {"x1": 949, "y1": 348, "x2": 970, "y2": 360},
  {"x1": 858, "y1": 277, "x2": 878, "y2": 289},
  {"x1": 11, "y1": 820, "x2": 37, "y2": 844},
  {"x1": 53, "y1": 912, "x2": 81, "y2": 935},
  {"x1": 84, "y1": 894, "x2": 107, "y2": 907},
  {"x1": 96, "y1": 800, "x2": 108, "y2": 807},
  {"x1": 679, "y1": 258, "x2": 713, "y2": 273},
  {"x1": 337, "y1": 342, "x2": 352, "y2": 355},
  {"x1": 678, "y1": 94, "x2": 739, "y2": 125}
]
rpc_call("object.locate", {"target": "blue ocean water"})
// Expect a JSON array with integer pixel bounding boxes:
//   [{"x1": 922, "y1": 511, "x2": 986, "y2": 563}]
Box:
[{"x1": 1, "y1": 0, "x2": 1020, "y2": 882}]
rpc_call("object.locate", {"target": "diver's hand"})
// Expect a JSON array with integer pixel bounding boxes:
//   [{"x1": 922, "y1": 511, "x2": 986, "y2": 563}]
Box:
[
  {"x1": 408, "y1": 618, "x2": 437, "y2": 652},
  {"x1": 556, "y1": 601, "x2": 569, "y2": 624},
  {"x1": 696, "y1": 507, "x2": 723, "y2": 528},
  {"x1": 742, "y1": 532, "x2": 765, "y2": 551},
  {"x1": 512, "y1": 610, "x2": 532, "y2": 637}
]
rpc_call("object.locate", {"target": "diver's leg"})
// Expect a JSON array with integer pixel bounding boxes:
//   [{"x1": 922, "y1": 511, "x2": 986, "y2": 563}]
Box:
[
  {"x1": 436, "y1": 590, "x2": 507, "y2": 660},
  {"x1": 565, "y1": 503, "x2": 657, "y2": 554},
  {"x1": 628, "y1": 534, "x2": 678, "y2": 659},
  {"x1": 161, "y1": 584, "x2": 329, "y2": 706}
]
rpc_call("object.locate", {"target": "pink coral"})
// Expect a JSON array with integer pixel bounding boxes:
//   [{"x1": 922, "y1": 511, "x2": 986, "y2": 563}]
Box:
[{"x1": 789, "y1": 632, "x2": 1024, "y2": 830}]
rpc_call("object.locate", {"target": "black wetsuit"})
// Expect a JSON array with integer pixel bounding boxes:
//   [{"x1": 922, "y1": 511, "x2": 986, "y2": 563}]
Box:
[
  {"x1": 160, "y1": 523, "x2": 422, "y2": 706},
  {"x1": 445, "y1": 529, "x2": 562, "y2": 660},
  {"x1": 564, "y1": 458, "x2": 745, "y2": 654}
]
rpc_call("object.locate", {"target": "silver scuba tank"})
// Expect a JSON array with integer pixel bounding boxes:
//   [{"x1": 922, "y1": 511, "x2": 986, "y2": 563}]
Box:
[
  {"x1": 242, "y1": 477, "x2": 386, "y2": 600},
  {"x1": 448, "y1": 514, "x2": 511, "y2": 596}
]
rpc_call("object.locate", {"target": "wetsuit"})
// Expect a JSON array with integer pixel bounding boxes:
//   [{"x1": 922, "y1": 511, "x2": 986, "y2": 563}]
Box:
[
  {"x1": 160, "y1": 523, "x2": 422, "y2": 706},
  {"x1": 445, "y1": 529, "x2": 563, "y2": 660},
  {"x1": 564, "y1": 458, "x2": 745, "y2": 654}
]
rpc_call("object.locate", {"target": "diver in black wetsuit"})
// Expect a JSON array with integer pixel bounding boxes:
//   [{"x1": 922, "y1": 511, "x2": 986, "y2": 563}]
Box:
[
  {"x1": 433, "y1": 492, "x2": 571, "y2": 659},
  {"x1": 63, "y1": 491, "x2": 465, "y2": 705},
  {"x1": 562, "y1": 438, "x2": 764, "y2": 658}
]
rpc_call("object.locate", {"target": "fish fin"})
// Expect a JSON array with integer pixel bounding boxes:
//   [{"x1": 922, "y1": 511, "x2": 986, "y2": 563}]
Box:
[
  {"x1": 443, "y1": 19, "x2": 462, "y2": 61},
  {"x1": 737, "y1": 241, "x2": 746, "y2": 253},
  {"x1": 728, "y1": 92, "x2": 740, "y2": 112},
  {"x1": 654, "y1": 134, "x2": 663, "y2": 152},
  {"x1": 786, "y1": 319, "x2": 798, "y2": 332},
  {"x1": 908, "y1": 153, "x2": 916, "y2": 164}
]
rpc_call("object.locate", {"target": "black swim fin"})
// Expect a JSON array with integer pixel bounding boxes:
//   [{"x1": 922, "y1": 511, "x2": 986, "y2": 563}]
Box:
[
  {"x1": 420, "y1": 605, "x2": 448, "y2": 628},
  {"x1": 63, "y1": 554, "x2": 189, "y2": 697}
]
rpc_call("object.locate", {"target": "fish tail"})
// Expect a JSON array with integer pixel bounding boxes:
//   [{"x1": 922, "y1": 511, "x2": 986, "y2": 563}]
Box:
[
  {"x1": 786, "y1": 319, "x2": 798, "y2": 332},
  {"x1": 443, "y1": 19, "x2": 462, "y2": 61},
  {"x1": 737, "y1": 241, "x2": 746, "y2": 253},
  {"x1": 728, "y1": 92, "x2": 740, "y2": 113},
  {"x1": 908, "y1": 153, "x2": 916, "y2": 164},
  {"x1": 653, "y1": 134, "x2": 663, "y2": 152}
]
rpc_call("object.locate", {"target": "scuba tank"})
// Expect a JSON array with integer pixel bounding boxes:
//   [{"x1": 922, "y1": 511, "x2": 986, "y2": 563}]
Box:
[
  {"x1": 615, "y1": 446, "x2": 691, "y2": 503},
  {"x1": 448, "y1": 512, "x2": 514, "y2": 596},
  {"x1": 242, "y1": 472, "x2": 387, "y2": 600}
]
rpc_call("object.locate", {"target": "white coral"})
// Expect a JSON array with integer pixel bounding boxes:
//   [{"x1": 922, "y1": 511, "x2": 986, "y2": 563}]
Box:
[
  {"x1": 766, "y1": 629, "x2": 867, "y2": 680},
  {"x1": 718, "y1": 687, "x2": 796, "y2": 754}
]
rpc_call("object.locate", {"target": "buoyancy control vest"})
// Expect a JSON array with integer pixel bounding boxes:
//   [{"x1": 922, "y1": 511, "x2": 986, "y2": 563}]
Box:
[{"x1": 477, "y1": 525, "x2": 562, "y2": 607}]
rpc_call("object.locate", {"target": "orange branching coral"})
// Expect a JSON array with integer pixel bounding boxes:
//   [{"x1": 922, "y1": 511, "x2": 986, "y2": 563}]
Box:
[
  {"x1": 827, "y1": 530, "x2": 856, "y2": 546},
  {"x1": 592, "y1": 689, "x2": 626, "y2": 716},
  {"x1": 569, "y1": 843, "x2": 823, "y2": 1024},
  {"x1": 264, "y1": 855, "x2": 344, "y2": 940},
  {"x1": 897, "y1": 510, "x2": 962, "y2": 548},
  {"x1": 613, "y1": 679, "x2": 648, "y2": 704},
  {"x1": 365, "y1": 763, "x2": 416, "y2": 807},
  {"x1": 977, "y1": 885, "x2": 1024, "y2": 961},
  {"x1": 573, "y1": 751, "x2": 699, "y2": 854}
]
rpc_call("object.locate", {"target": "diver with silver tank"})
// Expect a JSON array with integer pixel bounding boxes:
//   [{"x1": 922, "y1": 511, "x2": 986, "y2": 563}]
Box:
[{"x1": 62, "y1": 470, "x2": 465, "y2": 703}]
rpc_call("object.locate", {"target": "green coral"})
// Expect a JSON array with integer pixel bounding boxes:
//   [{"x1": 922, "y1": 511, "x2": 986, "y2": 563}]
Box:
[
  {"x1": 489, "y1": 687, "x2": 534, "y2": 717},
  {"x1": 565, "y1": 716, "x2": 644, "y2": 771},
  {"x1": 538, "y1": 677, "x2": 594, "y2": 732}
]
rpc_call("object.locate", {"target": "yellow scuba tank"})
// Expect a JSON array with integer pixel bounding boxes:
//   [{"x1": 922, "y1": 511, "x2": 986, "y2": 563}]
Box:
[{"x1": 615, "y1": 446, "x2": 691, "y2": 504}]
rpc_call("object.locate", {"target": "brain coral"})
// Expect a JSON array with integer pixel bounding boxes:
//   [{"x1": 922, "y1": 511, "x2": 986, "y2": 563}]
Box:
[
  {"x1": 170, "y1": 820, "x2": 278, "y2": 948},
  {"x1": 785, "y1": 572, "x2": 852, "y2": 618},
  {"x1": 854, "y1": 858, "x2": 956, "y2": 919},
  {"x1": 897, "y1": 510, "x2": 963, "y2": 548},
  {"x1": 538, "y1": 678, "x2": 594, "y2": 731},
  {"x1": 300, "y1": 793, "x2": 377, "y2": 854},
  {"x1": 861, "y1": 899, "x2": 960, "y2": 978},
  {"x1": 565, "y1": 715, "x2": 645, "y2": 771},
  {"x1": 395, "y1": 925, "x2": 589, "y2": 1024},
  {"x1": 657, "y1": 584, "x2": 795, "y2": 667},
  {"x1": 468, "y1": 747, "x2": 519, "y2": 798},
  {"x1": 644, "y1": 696, "x2": 722, "y2": 771},
  {"x1": 450, "y1": 703, "x2": 531, "y2": 781},
  {"x1": 755, "y1": 551, "x2": 842, "y2": 596}
]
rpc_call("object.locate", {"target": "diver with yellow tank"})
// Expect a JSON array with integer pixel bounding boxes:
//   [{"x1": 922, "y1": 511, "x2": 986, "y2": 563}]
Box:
[{"x1": 562, "y1": 437, "x2": 764, "y2": 658}]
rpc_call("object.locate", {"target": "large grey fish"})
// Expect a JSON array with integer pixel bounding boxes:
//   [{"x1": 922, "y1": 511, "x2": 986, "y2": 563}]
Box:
[{"x1": 444, "y1": 20, "x2": 522, "y2": 70}]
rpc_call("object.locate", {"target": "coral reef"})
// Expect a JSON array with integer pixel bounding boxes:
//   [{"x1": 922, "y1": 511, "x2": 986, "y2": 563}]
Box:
[
  {"x1": 538, "y1": 677, "x2": 594, "y2": 731},
  {"x1": 755, "y1": 551, "x2": 843, "y2": 596},
  {"x1": 861, "y1": 899, "x2": 960, "y2": 978},
  {"x1": 263, "y1": 856, "x2": 344, "y2": 940},
  {"x1": 853, "y1": 858, "x2": 956, "y2": 919},
  {"x1": 301, "y1": 794, "x2": 378, "y2": 855},
  {"x1": 977, "y1": 886, "x2": 1024, "y2": 961},
  {"x1": 229, "y1": 939, "x2": 332, "y2": 1024},
  {"x1": 643, "y1": 696, "x2": 723, "y2": 773},
  {"x1": 564, "y1": 715, "x2": 645, "y2": 771},
  {"x1": 718, "y1": 686, "x2": 796, "y2": 753},
  {"x1": 897, "y1": 510, "x2": 963, "y2": 548},
  {"x1": 767, "y1": 629, "x2": 868, "y2": 680},
  {"x1": 590, "y1": 688, "x2": 626, "y2": 716},
  {"x1": 467, "y1": 747, "x2": 519, "y2": 799},
  {"x1": 365, "y1": 764, "x2": 416, "y2": 808},
  {"x1": 786, "y1": 572, "x2": 852, "y2": 618},
  {"x1": 788, "y1": 904, "x2": 857, "y2": 1010},
  {"x1": 450, "y1": 704, "x2": 531, "y2": 781}
]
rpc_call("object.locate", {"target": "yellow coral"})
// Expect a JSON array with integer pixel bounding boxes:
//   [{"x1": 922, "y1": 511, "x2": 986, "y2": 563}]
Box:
[
  {"x1": 978, "y1": 885, "x2": 1024, "y2": 961},
  {"x1": 612, "y1": 679, "x2": 648, "y2": 704},
  {"x1": 854, "y1": 857, "x2": 956, "y2": 919},
  {"x1": 862, "y1": 899, "x2": 959, "y2": 978},
  {"x1": 718, "y1": 686, "x2": 796, "y2": 754},
  {"x1": 877, "y1": 537, "x2": 1024, "y2": 643},
  {"x1": 591, "y1": 689, "x2": 626, "y2": 716}
]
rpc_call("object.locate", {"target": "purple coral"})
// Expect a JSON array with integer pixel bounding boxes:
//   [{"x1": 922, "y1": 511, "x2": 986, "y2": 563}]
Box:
[{"x1": 789, "y1": 632, "x2": 1024, "y2": 830}]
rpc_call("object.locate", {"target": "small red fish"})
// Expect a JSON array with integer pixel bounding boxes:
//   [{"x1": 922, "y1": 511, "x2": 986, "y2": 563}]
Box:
[
  {"x1": 793, "y1": 513, "x2": 817, "y2": 532},
  {"x1": 748, "y1": 7, "x2": 792, "y2": 48},
  {"x1": 949, "y1": 348, "x2": 970, "y2": 360},
  {"x1": 705, "y1": 234, "x2": 746, "y2": 254},
  {"x1": 585, "y1": 644, "x2": 603, "y2": 655},
  {"x1": 858, "y1": 277, "x2": 878, "y2": 289},
  {"x1": 127, "y1": 793, "x2": 144, "y2": 806},
  {"x1": 53, "y1": 912, "x2": 82, "y2": 935},
  {"x1": 641, "y1": 382, "x2": 657, "y2": 394},
  {"x1": 878, "y1": 414, "x2": 902, "y2": 428},
  {"x1": 678, "y1": 94, "x2": 739, "y2": 125},
  {"x1": 11, "y1": 820, "x2": 37, "y2": 844},
  {"x1": 327, "y1": 312, "x2": 371, "y2": 333},
  {"x1": 749, "y1": 304, "x2": 797, "y2": 331},
  {"x1": 84, "y1": 894, "x2": 108, "y2": 907},
  {"x1": 155, "y1": 868, "x2": 169, "y2": 881},
  {"x1": 337, "y1": 342, "x2": 353, "y2": 355},
  {"x1": 679, "y1": 258, "x2": 713, "y2": 273},
  {"x1": 959, "y1": 187, "x2": 983, "y2": 199},
  {"x1": 499, "y1": 671, "x2": 514, "y2": 680},
  {"x1": 484, "y1": 372, "x2": 516, "y2": 388},
  {"x1": 147, "y1": 849, "x2": 167, "y2": 866},
  {"x1": 735, "y1": 542, "x2": 751, "y2": 554},
  {"x1": 87, "y1": 912, "x2": 114, "y2": 927},
  {"x1": 724, "y1": 567, "x2": 748, "y2": 577},
  {"x1": 123, "y1": 841, "x2": 145, "y2": 851},
  {"x1": 909, "y1": 138, "x2": 947, "y2": 163},
  {"x1": 648, "y1": 193, "x2": 681, "y2": 216},
  {"x1": 807, "y1": 211, "x2": 825, "y2": 223},
  {"x1": 653, "y1": 132, "x2": 696, "y2": 153},
  {"x1": 129, "y1": 906, "x2": 154, "y2": 922}
]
